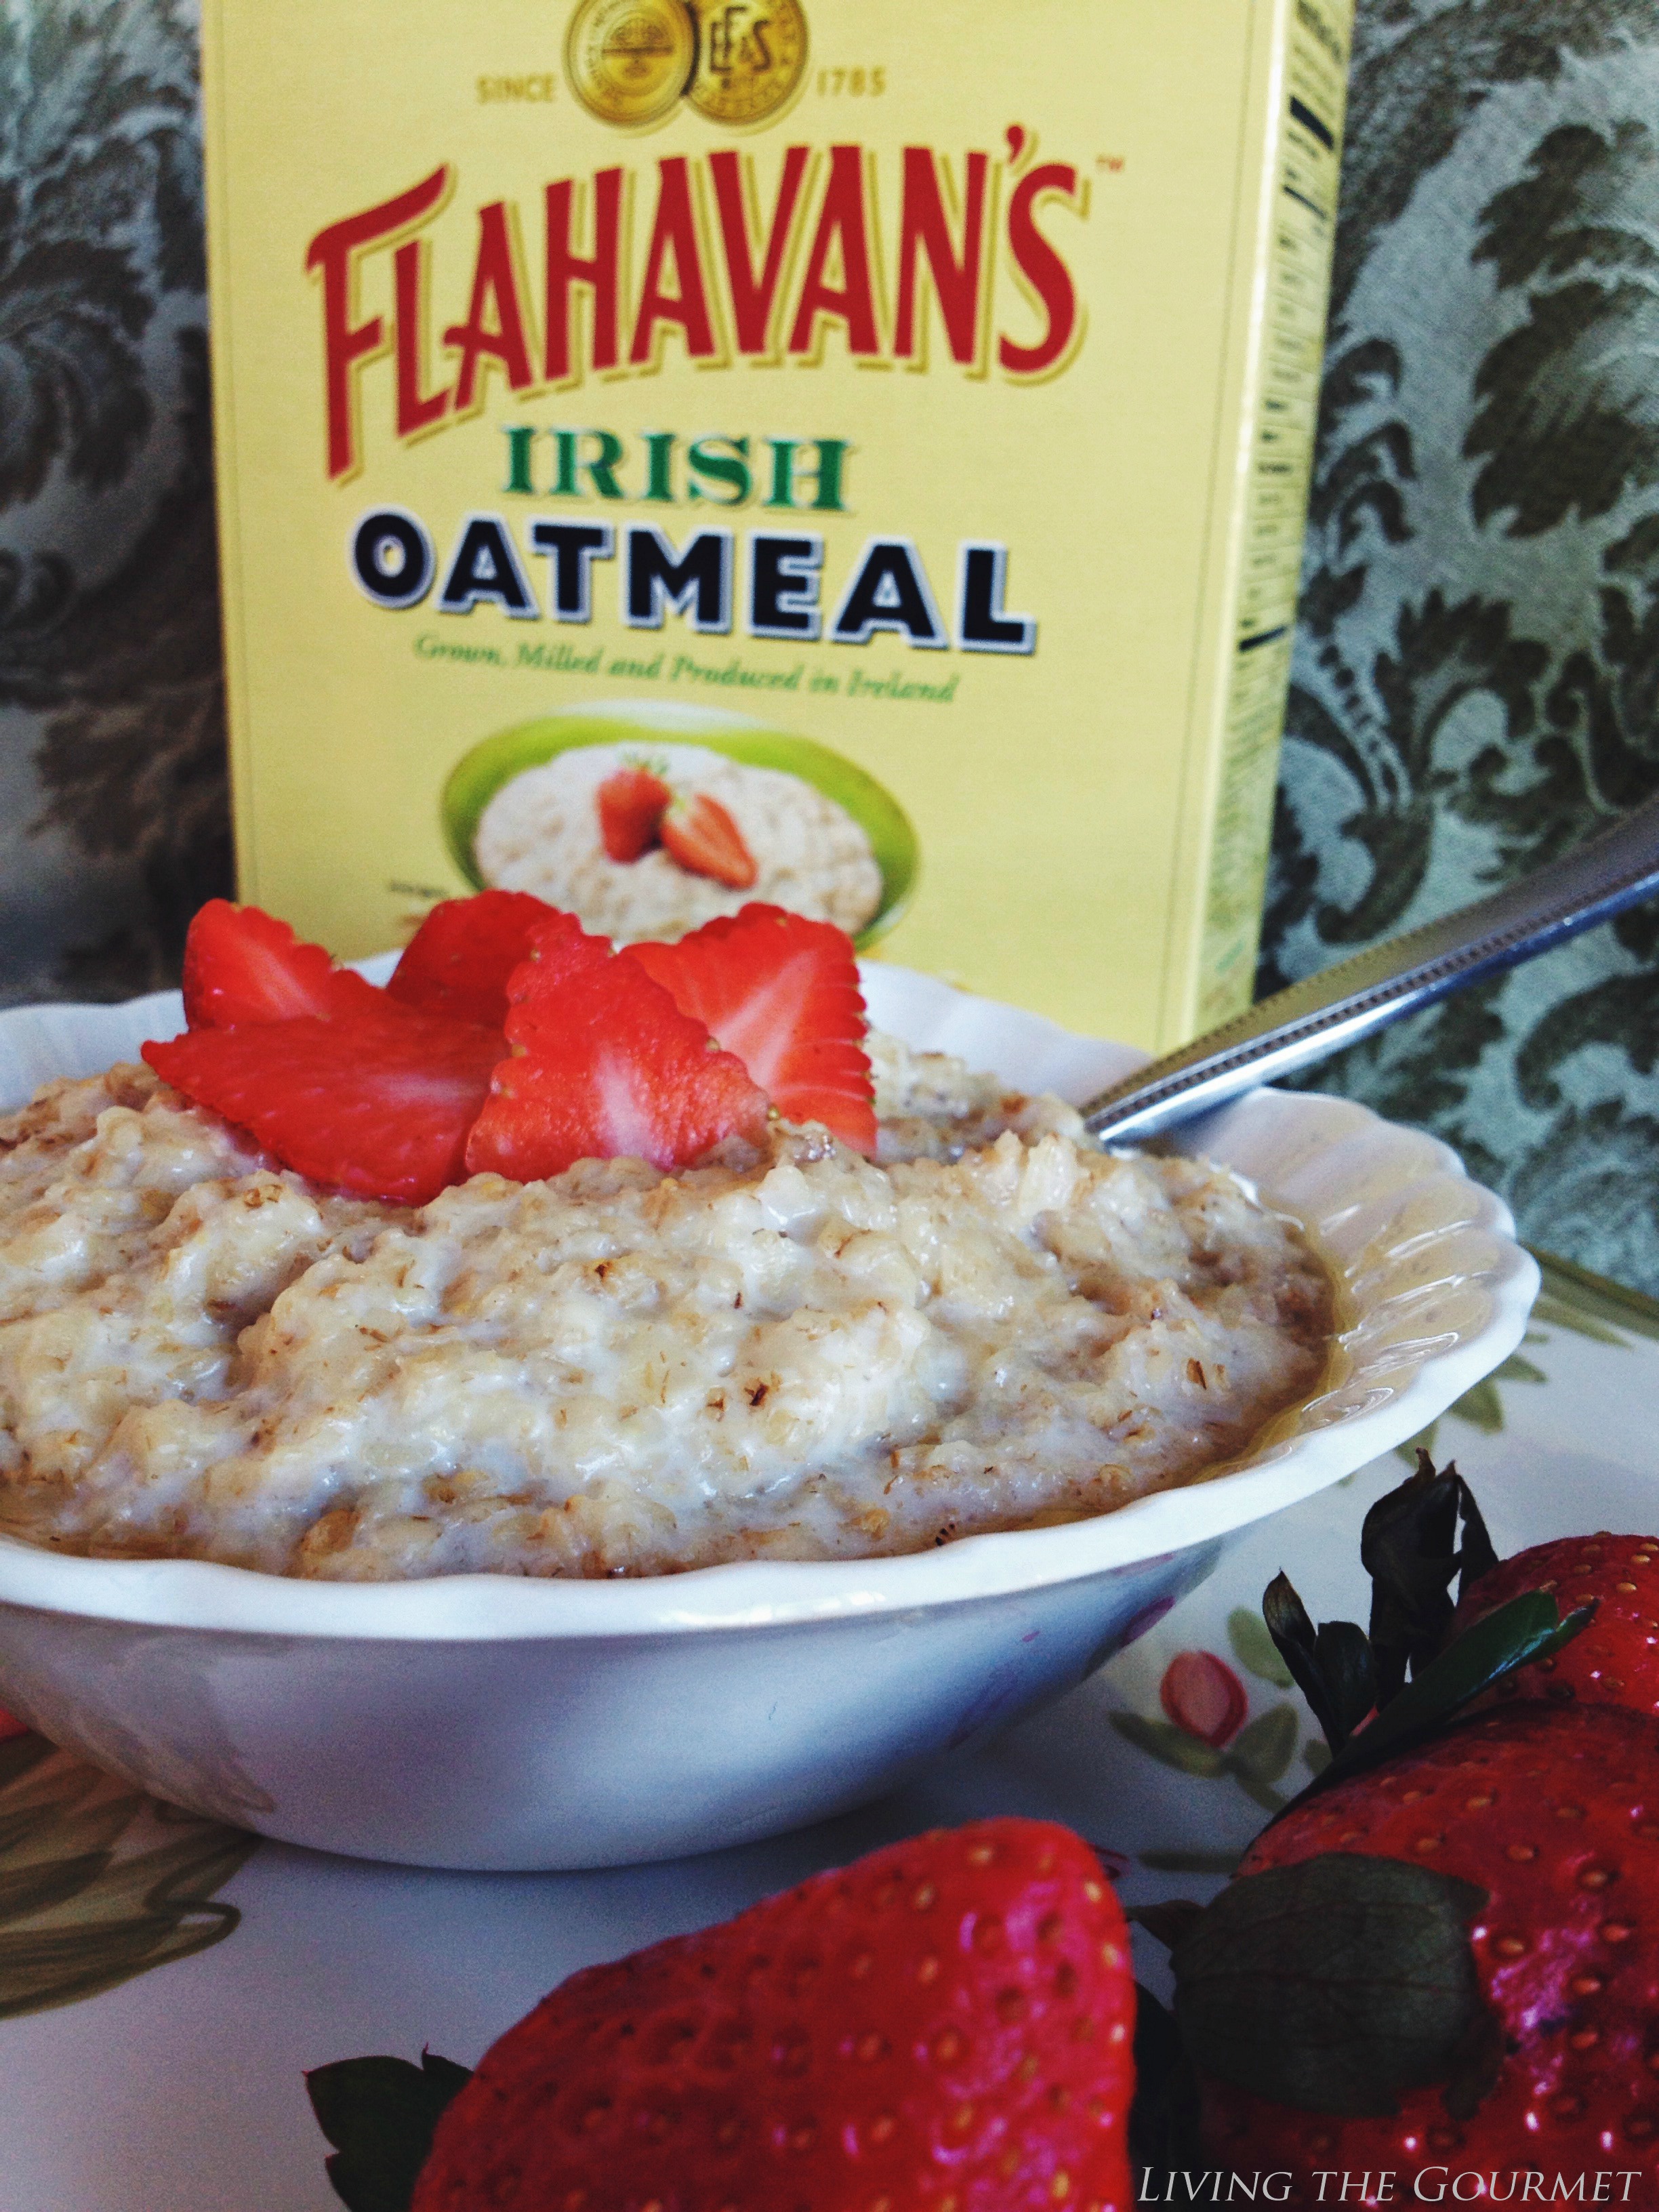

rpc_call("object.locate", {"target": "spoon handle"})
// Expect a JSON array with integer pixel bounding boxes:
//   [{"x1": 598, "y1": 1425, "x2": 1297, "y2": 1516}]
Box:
[{"x1": 1080, "y1": 790, "x2": 1659, "y2": 1145}]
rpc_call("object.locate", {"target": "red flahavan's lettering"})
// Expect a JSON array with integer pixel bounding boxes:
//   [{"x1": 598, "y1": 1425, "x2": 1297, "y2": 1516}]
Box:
[
  {"x1": 308, "y1": 142, "x2": 1090, "y2": 472},
  {"x1": 630, "y1": 156, "x2": 719, "y2": 366},
  {"x1": 545, "y1": 167, "x2": 623, "y2": 383},
  {"x1": 444, "y1": 201, "x2": 536, "y2": 407},
  {"x1": 998, "y1": 163, "x2": 1084, "y2": 377},
  {"x1": 894, "y1": 146, "x2": 989, "y2": 366},
  {"x1": 708, "y1": 146, "x2": 810, "y2": 356},
  {"x1": 394, "y1": 238, "x2": 449, "y2": 436},
  {"x1": 788, "y1": 144, "x2": 882, "y2": 358},
  {"x1": 306, "y1": 163, "x2": 450, "y2": 478}
]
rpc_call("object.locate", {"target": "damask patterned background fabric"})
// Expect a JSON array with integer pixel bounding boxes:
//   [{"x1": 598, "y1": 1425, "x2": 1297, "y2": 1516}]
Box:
[
  {"x1": 0, "y1": 0, "x2": 1656, "y2": 1289},
  {"x1": 1260, "y1": 0, "x2": 1659, "y2": 1296},
  {"x1": 0, "y1": 0, "x2": 224, "y2": 1005}
]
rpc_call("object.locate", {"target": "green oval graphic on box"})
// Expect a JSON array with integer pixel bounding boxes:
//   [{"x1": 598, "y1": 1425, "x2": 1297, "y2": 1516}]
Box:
[{"x1": 442, "y1": 704, "x2": 918, "y2": 949}]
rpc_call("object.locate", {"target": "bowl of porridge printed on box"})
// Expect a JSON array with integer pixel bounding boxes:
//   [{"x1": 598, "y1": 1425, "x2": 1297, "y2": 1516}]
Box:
[
  {"x1": 0, "y1": 902, "x2": 1536, "y2": 1870},
  {"x1": 444, "y1": 701, "x2": 918, "y2": 946}
]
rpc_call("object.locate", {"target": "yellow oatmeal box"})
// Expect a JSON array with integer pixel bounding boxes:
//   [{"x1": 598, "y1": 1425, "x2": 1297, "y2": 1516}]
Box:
[{"x1": 200, "y1": 0, "x2": 1352, "y2": 1048}]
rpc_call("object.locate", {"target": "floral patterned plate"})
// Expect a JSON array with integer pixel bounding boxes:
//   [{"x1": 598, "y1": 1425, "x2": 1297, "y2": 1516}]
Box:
[{"x1": 0, "y1": 1250, "x2": 1650, "y2": 2211}]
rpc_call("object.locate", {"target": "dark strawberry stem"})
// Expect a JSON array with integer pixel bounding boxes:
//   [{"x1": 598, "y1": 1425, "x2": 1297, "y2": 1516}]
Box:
[
  {"x1": 307, "y1": 2052, "x2": 472, "y2": 2212},
  {"x1": 1132, "y1": 1454, "x2": 1593, "y2": 2182},
  {"x1": 1168, "y1": 1854, "x2": 1492, "y2": 2119},
  {"x1": 1130, "y1": 1854, "x2": 1500, "y2": 2175},
  {"x1": 1361, "y1": 1449, "x2": 1499, "y2": 1702},
  {"x1": 1261, "y1": 1454, "x2": 1594, "y2": 1808},
  {"x1": 1128, "y1": 1982, "x2": 1215, "y2": 2186},
  {"x1": 1263, "y1": 1574, "x2": 1375, "y2": 1753},
  {"x1": 1285, "y1": 1589, "x2": 1594, "y2": 1809},
  {"x1": 1130, "y1": 1899, "x2": 1206, "y2": 1952}
]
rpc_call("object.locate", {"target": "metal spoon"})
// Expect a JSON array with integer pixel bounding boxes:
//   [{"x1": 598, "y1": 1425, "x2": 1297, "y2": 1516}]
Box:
[{"x1": 1080, "y1": 789, "x2": 1659, "y2": 1145}]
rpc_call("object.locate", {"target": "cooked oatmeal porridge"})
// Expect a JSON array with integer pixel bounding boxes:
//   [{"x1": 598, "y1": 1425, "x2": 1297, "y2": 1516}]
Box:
[
  {"x1": 0, "y1": 1040, "x2": 1328, "y2": 1580},
  {"x1": 476, "y1": 740, "x2": 884, "y2": 939}
]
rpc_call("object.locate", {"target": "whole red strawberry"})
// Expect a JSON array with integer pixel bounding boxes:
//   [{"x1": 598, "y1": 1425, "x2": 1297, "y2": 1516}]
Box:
[
  {"x1": 412, "y1": 1818, "x2": 1136, "y2": 2212},
  {"x1": 1454, "y1": 1534, "x2": 1659, "y2": 1719},
  {"x1": 1196, "y1": 1704, "x2": 1659, "y2": 2198}
]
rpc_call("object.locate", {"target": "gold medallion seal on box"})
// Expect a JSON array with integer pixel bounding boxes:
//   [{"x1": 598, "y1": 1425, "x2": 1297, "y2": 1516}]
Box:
[
  {"x1": 565, "y1": 0, "x2": 697, "y2": 127},
  {"x1": 688, "y1": 0, "x2": 808, "y2": 125}
]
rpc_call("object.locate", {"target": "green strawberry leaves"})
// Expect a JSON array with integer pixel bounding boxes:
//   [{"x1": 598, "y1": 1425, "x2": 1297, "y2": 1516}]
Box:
[
  {"x1": 1300, "y1": 1589, "x2": 1594, "y2": 1805},
  {"x1": 306, "y1": 2051, "x2": 472, "y2": 2212},
  {"x1": 1136, "y1": 1853, "x2": 1501, "y2": 2131},
  {"x1": 1169, "y1": 1853, "x2": 1492, "y2": 2118}
]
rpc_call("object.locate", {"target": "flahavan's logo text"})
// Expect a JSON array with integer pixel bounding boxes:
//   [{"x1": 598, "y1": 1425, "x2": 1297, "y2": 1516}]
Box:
[{"x1": 306, "y1": 134, "x2": 1089, "y2": 481}]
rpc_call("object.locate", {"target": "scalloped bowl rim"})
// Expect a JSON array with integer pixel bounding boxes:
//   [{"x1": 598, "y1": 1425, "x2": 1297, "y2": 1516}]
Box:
[{"x1": 0, "y1": 964, "x2": 1538, "y2": 1641}]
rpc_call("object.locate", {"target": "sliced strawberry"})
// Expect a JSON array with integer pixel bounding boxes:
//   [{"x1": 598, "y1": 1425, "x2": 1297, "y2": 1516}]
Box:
[
  {"x1": 628, "y1": 903, "x2": 876, "y2": 1153},
  {"x1": 182, "y1": 900, "x2": 382, "y2": 1029},
  {"x1": 659, "y1": 791, "x2": 757, "y2": 888},
  {"x1": 144, "y1": 1006, "x2": 502, "y2": 1206},
  {"x1": 596, "y1": 766, "x2": 671, "y2": 864},
  {"x1": 464, "y1": 917, "x2": 769, "y2": 1181},
  {"x1": 387, "y1": 890, "x2": 566, "y2": 1030}
]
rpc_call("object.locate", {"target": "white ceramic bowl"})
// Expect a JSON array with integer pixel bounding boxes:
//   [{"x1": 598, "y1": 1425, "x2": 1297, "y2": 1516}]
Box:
[{"x1": 0, "y1": 967, "x2": 1536, "y2": 1870}]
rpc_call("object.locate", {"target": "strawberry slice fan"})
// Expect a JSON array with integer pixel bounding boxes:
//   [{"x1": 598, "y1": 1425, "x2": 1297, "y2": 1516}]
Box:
[{"x1": 144, "y1": 894, "x2": 877, "y2": 1206}]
